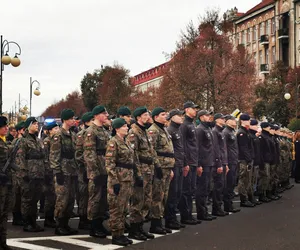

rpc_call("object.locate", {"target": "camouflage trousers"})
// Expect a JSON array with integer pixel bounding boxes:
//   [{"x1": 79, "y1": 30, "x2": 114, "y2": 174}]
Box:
[
  {"x1": 108, "y1": 181, "x2": 133, "y2": 237},
  {"x1": 43, "y1": 175, "x2": 56, "y2": 216},
  {"x1": 268, "y1": 164, "x2": 279, "y2": 191},
  {"x1": 151, "y1": 168, "x2": 172, "y2": 219},
  {"x1": 87, "y1": 176, "x2": 107, "y2": 221},
  {"x1": 251, "y1": 166, "x2": 259, "y2": 193},
  {"x1": 12, "y1": 175, "x2": 21, "y2": 214},
  {"x1": 258, "y1": 163, "x2": 270, "y2": 195},
  {"x1": 0, "y1": 184, "x2": 12, "y2": 243},
  {"x1": 54, "y1": 175, "x2": 76, "y2": 219},
  {"x1": 130, "y1": 169, "x2": 154, "y2": 223},
  {"x1": 21, "y1": 179, "x2": 43, "y2": 218},
  {"x1": 77, "y1": 169, "x2": 88, "y2": 217},
  {"x1": 237, "y1": 161, "x2": 252, "y2": 200}
]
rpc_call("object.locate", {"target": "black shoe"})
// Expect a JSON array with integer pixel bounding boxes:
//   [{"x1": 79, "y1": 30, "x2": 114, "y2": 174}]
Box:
[
  {"x1": 240, "y1": 201, "x2": 255, "y2": 207},
  {"x1": 197, "y1": 215, "x2": 213, "y2": 221},
  {"x1": 149, "y1": 219, "x2": 167, "y2": 235},
  {"x1": 254, "y1": 200, "x2": 263, "y2": 205},
  {"x1": 23, "y1": 222, "x2": 44, "y2": 232},
  {"x1": 259, "y1": 196, "x2": 271, "y2": 203},
  {"x1": 191, "y1": 216, "x2": 202, "y2": 224},
  {"x1": 121, "y1": 235, "x2": 133, "y2": 244},
  {"x1": 225, "y1": 207, "x2": 241, "y2": 213},
  {"x1": 180, "y1": 219, "x2": 197, "y2": 225},
  {"x1": 128, "y1": 223, "x2": 147, "y2": 241},
  {"x1": 212, "y1": 210, "x2": 226, "y2": 217},
  {"x1": 55, "y1": 227, "x2": 71, "y2": 236},
  {"x1": 90, "y1": 229, "x2": 106, "y2": 238},
  {"x1": 267, "y1": 194, "x2": 279, "y2": 201},
  {"x1": 112, "y1": 235, "x2": 129, "y2": 246},
  {"x1": 44, "y1": 217, "x2": 57, "y2": 228},
  {"x1": 139, "y1": 223, "x2": 155, "y2": 239},
  {"x1": 177, "y1": 221, "x2": 186, "y2": 228},
  {"x1": 162, "y1": 227, "x2": 172, "y2": 233}
]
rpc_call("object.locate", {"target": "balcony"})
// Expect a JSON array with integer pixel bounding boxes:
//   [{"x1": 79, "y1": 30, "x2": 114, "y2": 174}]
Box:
[
  {"x1": 278, "y1": 28, "x2": 289, "y2": 39},
  {"x1": 260, "y1": 35, "x2": 269, "y2": 45},
  {"x1": 260, "y1": 64, "x2": 270, "y2": 74}
]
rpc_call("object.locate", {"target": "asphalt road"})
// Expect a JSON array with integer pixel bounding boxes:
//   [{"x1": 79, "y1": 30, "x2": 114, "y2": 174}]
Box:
[{"x1": 7, "y1": 182, "x2": 300, "y2": 250}]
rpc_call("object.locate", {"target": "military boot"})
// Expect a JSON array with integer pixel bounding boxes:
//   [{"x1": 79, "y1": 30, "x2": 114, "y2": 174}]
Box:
[
  {"x1": 139, "y1": 222, "x2": 155, "y2": 239},
  {"x1": 78, "y1": 215, "x2": 90, "y2": 230},
  {"x1": 55, "y1": 218, "x2": 71, "y2": 236},
  {"x1": 128, "y1": 223, "x2": 147, "y2": 241},
  {"x1": 266, "y1": 191, "x2": 279, "y2": 201},
  {"x1": 23, "y1": 216, "x2": 40, "y2": 232},
  {"x1": 149, "y1": 219, "x2": 167, "y2": 235},
  {"x1": 89, "y1": 219, "x2": 106, "y2": 238},
  {"x1": 112, "y1": 235, "x2": 129, "y2": 246},
  {"x1": 12, "y1": 212, "x2": 23, "y2": 226}
]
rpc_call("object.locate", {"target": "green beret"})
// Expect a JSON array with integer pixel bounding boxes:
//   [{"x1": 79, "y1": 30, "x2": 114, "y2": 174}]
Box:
[
  {"x1": 61, "y1": 109, "x2": 75, "y2": 121},
  {"x1": 152, "y1": 107, "x2": 165, "y2": 118},
  {"x1": 0, "y1": 116, "x2": 8, "y2": 128},
  {"x1": 81, "y1": 112, "x2": 93, "y2": 123},
  {"x1": 133, "y1": 106, "x2": 148, "y2": 118},
  {"x1": 112, "y1": 118, "x2": 126, "y2": 129},
  {"x1": 117, "y1": 106, "x2": 131, "y2": 116},
  {"x1": 92, "y1": 105, "x2": 106, "y2": 116},
  {"x1": 15, "y1": 121, "x2": 25, "y2": 131},
  {"x1": 25, "y1": 117, "x2": 38, "y2": 128},
  {"x1": 46, "y1": 121, "x2": 59, "y2": 131}
]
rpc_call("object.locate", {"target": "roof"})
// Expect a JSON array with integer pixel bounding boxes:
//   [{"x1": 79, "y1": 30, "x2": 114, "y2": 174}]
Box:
[
  {"x1": 240, "y1": 0, "x2": 275, "y2": 18},
  {"x1": 132, "y1": 62, "x2": 168, "y2": 86}
]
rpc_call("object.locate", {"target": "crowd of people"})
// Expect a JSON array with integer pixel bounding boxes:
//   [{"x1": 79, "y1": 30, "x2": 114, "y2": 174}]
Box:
[{"x1": 0, "y1": 100, "x2": 296, "y2": 248}]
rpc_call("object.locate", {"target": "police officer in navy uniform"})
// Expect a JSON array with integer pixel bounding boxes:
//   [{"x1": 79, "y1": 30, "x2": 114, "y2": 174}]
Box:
[
  {"x1": 165, "y1": 109, "x2": 185, "y2": 229},
  {"x1": 195, "y1": 110, "x2": 216, "y2": 221},
  {"x1": 178, "y1": 101, "x2": 199, "y2": 225}
]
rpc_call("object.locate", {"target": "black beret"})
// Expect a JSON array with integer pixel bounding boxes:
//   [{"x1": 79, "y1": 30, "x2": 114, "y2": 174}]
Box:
[
  {"x1": 214, "y1": 113, "x2": 225, "y2": 120},
  {"x1": 239, "y1": 113, "x2": 250, "y2": 121},
  {"x1": 112, "y1": 118, "x2": 126, "y2": 129},
  {"x1": 167, "y1": 109, "x2": 184, "y2": 120},
  {"x1": 92, "y1": 105, "x2": 106, "y2": 116},
  {"x1": 260, "y1": 122, "x2": 270, "y2": 129},
  {"x1": 184, "y1": 101, "x2": 199, "y2": 109},
  {"x1": 117, "y1": 106, "x2": 131, "y2": 116},
  {"x1": 273, "y1": 124, "x2": 280, "y2": 131},
  {"x1": 133, "y1": 106, "x2": 148, "y2": 118},
  {"x1": 152, "y1": 107, "x2": 165, "y2": 117},
  {"x1": 46, "y1": 121, "x2": 59, "y2": 131},
  {"x1": 250, "y1": 119, "x2": 258, "y2": 126},
  {"x1": 81, "y1": 112, "x2": 93, "y2": 123},
  {"x1": 61, "y1": 109, "x2": 75, "y2": 121},
  {"x1": 225, "y1": 115, "x2": 236, "y2": 121},
  {"x1": 0, "y1": 116, "x2": 8, "y2": 128},
  {"x1": 15, "y1": 121, "x2": 25, "y2": 131},
  {"x1": 25, "y1": 117, "x2": 38, "y2": 128},
  {"x1": 198, "y1": 110, "x2": 210, "y2": 117}
]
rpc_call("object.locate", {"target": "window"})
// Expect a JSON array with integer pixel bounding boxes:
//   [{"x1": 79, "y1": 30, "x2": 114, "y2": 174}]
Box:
[
  {"x1": 248, "y1": 28, "x2": 251, "y2": 42},
  {"x1": 259, "y1": 22, "x2": 264, "y2": 37},
  {"x1": 266, "y1": 49, "x2": 269, "y2": 64},
  {"x1": 241, "y1": 31, "x2": 245, "y2": 44},
  {"x1": 253, "y1": 26, "x2": 257, "y2": 41},
  {"x1": 272, "y1": 46, "x2": 276, "y2": 63},
  {"x1": 259, "y1": 50, "x2": 263, "y2": 64},
  {"x1": 271, "y1": 17, "x2": 275, "y2": 34}
]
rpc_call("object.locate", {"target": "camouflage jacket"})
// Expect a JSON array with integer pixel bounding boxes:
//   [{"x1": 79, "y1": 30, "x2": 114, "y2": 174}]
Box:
[
  {"x1": 106, "y1": 134, "x2": 134, "y2": 185},
  {"x1": 50, "y1": 127, "x2": 77, "y2": 176},
  {"x1": 75, "y1": 129, "x2": 87, "y2": 177},
  {"x1": 148, "y1": 122, "x2": 175, "y2": 169},
  {"x1": 0, "y1": 137, "x2": 10, "y2": 183},
  {"x1": 127, "y1": 123, "x2": 155, "y2": 175},
  {"x1": 16, "y1": 131, "x2": 45, "y2": 179},
  {"x1": 83, "y1": 123, "x2": 110, "y2": 179},
  {"x1": 43, "y1": 136, "x2": 53, "y2": 176}
]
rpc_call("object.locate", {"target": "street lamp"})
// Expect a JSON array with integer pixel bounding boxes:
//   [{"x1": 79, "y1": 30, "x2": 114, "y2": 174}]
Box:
[
  {"x1": 29, "y1": 77, "x2": 41, "y2": 116},
  {"x1": 0, "y1": 35, "x2": 22, "y2": 114},
  {"x1": 284, "y1": 73, "x2": 300, "y2": 118}
]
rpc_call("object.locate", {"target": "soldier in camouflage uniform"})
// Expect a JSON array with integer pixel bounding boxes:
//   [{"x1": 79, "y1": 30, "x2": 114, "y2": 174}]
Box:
[
  {"x1": 11, "y1": 121, "x2": 25, "y2": 226},
  {"x1": 148, "y1": 107, "x2": 175, "y2": 235},
  {"x1": 117, "y1": 106, "x2": 132, "y2": 126},
  {"x1": 75, "y1": 112, "x2": 93, "y2": 230},
  {"x1": 127, "y1": 107, "x2": 154, "y2": 240},
  {"x1": 16, "y1": 117, "x2": 45, "y2": 232},
  {"x1": 0, "y1": 116, "x2": 13, "y2": 249},
  {"x1": 50, "y1": 109, "x2": 78, "y2": 236},
  {"x1": 106, "y1": 118, "x2": 135, "y2": 246},
  {"x1": 83, "y1": 105, "x2": 111, "y2": 238},
  {"x1": 43, "y1": 122, "x2": 60, "y2": 228}
]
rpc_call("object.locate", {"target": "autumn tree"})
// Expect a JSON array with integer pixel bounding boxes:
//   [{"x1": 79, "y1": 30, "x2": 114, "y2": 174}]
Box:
[
  {"x1": 41, "y1": 91, "x2": 87, "y2": 118},
  {"x1": 158, "y1": 9, "x2": 256, "y2": 113}
]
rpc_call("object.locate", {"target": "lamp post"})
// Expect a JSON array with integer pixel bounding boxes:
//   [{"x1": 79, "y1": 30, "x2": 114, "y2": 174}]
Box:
[
  {"x1": 284, "y1": 73, "x2": 300, "y2": 119},
  {"x1": 0, "y1": 35, "x2": 22, "y2": 114},
  {"x1": 29, "y1": 77, "x2": 41, "y2": 117}
]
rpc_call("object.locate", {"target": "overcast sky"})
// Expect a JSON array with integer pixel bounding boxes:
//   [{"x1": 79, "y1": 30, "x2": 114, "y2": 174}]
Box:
[{"x1": 1, "y1": 0, "x2": 259, "y2": 117}]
